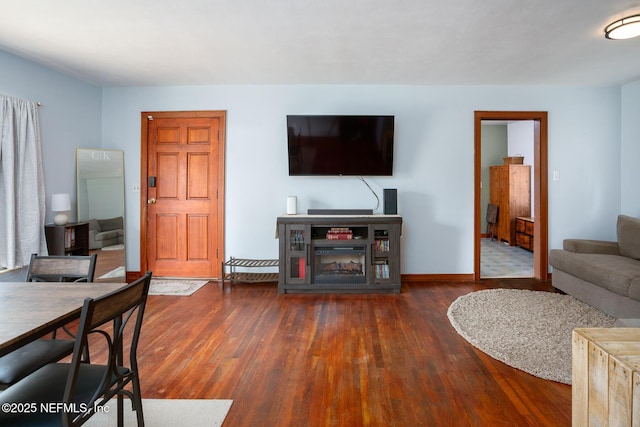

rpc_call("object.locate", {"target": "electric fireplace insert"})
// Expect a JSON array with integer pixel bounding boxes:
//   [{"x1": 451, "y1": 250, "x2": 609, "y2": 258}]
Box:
[{"x1": 314, "y1": 245, "x2": 366, "y2": 284}]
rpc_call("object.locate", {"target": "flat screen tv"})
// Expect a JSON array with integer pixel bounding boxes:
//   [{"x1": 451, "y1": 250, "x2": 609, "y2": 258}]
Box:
[{"x1": 287, "y1": 115, "x2": 394, "y2": 176}]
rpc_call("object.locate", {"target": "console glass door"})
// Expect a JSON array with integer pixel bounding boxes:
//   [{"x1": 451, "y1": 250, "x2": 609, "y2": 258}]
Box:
[{"x1": 286, "y1": 224, "x2": 309, "y2": 283}]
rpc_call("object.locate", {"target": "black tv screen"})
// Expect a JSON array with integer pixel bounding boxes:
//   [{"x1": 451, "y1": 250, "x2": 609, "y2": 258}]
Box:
[{"x1": 287, "y1": 115, "x2": 394, "y2": 176}]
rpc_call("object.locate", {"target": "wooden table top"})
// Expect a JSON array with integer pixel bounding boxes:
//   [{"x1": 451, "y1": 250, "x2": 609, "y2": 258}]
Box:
[{"x1": 0, "y1": 282, "x2": 126, "y2": 357}]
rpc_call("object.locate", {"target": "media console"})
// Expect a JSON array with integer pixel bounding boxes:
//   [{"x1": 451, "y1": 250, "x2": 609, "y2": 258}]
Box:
[{"x1": 276, "y1": 215, "x2": 402, "y2": 294}]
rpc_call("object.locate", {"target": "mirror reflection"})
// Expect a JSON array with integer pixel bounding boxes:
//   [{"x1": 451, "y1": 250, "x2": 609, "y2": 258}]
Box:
[{"x1": 76, "y1": 148, "x2": 125, "y2": 282}]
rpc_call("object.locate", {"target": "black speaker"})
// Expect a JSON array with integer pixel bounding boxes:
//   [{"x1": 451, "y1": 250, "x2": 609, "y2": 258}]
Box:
[{"x1": 383, "y1": 189, "x2": 397, "y2": 214}]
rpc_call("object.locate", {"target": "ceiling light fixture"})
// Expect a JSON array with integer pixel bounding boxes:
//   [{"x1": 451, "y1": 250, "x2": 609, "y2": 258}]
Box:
[{"x1": 605, "y1": 14, "x2": 640, "y2": 39}]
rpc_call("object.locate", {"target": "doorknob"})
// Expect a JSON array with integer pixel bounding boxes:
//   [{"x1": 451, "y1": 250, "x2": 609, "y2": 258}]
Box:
[{"x1": 147, "y1": 198, "x2": 156, "y2": 204}]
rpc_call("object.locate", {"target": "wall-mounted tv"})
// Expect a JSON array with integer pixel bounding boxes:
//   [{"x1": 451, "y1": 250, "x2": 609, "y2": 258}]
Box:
[{"x1": 287, "y1": 115, "x2": 395, "y2": 176}]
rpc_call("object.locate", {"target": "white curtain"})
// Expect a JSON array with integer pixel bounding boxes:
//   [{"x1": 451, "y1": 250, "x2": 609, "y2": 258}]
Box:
[{"x1": 0, "y1": 94, "x2": 48, "y2": 270}]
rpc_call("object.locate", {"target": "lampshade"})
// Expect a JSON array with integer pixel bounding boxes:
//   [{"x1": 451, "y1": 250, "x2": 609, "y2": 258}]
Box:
[
  {"x1": 51, "y1": 193, "x2": 71, "y2": 225},
  {"x1": 51, "y1": 193, "x2": 71, "y2": 211},
  {"x1": 605, "y1": 14, "x2": 640, "y2": 40}
]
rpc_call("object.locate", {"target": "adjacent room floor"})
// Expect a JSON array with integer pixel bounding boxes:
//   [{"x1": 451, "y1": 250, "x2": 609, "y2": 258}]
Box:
[{"x1": 481, "y1": 237, "x2": 534, "y2": 278}]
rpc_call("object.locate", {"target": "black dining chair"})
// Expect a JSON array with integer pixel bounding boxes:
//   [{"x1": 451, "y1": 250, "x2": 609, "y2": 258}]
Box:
[
  {"x1": 0, "y1": 271, "x2": 152, "y2": 427},
  {"x1": 0, "y1": 253, "x2": 98, "y2": 389},
  {"x1": 26, "y1": 253, "x2": 98, "y2": 283}
]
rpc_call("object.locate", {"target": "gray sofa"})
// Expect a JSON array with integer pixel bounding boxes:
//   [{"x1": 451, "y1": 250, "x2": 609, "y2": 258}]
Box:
[
  {"x1": 549, "y1": 214, "x2": 640, "y2": 319},
  {"x1": 88, "y1": 217, "x2": 124, "y2": 250}
]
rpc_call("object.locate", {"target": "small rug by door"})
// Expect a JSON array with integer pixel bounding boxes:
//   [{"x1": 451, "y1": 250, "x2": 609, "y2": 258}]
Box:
[
  {"x1": 149, "y1": 279, "x2": 209, "y2": 296},
  {"x1": 447, "y1": 289, "x2": 616, "y2": 384},
  {"x1": 85, "y1": 398, "x2": 232, "y2": 427}
]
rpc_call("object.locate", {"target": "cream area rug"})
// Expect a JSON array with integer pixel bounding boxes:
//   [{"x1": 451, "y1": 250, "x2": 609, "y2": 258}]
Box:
[
  {"x1": 447, "y1": 289, "x2": 616, "y2": 384},
  {"x1": 149, "y1": 279, "x2": 209, "y2": 296},
  {"x1": 101, "y1": 243, "x2": 125, "y2": 251},
  {"x1": 98, "y1": 266, "x2": 126, "y2": 279},
  {"x1": 85, "y1": 398, "x2": 232, "y2": 427}
]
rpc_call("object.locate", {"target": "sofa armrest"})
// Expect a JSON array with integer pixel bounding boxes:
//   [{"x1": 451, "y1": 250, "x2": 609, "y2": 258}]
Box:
[
  {"x1": 562, "y1": 239, "x2": 620, "y2": 255},
  {"x1": 88, "y1": 229, "x2": 101, "y2": 250}
]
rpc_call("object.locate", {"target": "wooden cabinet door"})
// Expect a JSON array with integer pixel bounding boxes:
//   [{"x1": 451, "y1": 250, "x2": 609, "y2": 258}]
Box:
[
  {"x1": 490, "y1": 165, "x2": 531, "y2": 245},
  {"x1": 490, "y1": 166, "x2": 508, "y2": 242},
  {"x1": 283, "y1": 224, "x2": 311, "y2": 285}
]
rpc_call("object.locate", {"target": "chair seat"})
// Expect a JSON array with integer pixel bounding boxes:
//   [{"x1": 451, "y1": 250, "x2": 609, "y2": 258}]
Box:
[
  {"x1": 0, "y1": 339, "x2": 75, "y2": 385},
  {"x1": 0, "y1": 363, "x2": 131, "y2": 426}
]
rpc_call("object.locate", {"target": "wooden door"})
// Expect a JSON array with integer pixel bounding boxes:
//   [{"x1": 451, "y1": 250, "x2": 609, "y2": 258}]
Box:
[{"x1": 141, "y1": 111, "x2": 225, "y2": 278}]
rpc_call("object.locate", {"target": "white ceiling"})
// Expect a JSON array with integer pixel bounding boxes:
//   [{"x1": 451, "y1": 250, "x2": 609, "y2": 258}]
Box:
[{"x1": 2, "y1": 0, "x2": 640, "y2": 87}]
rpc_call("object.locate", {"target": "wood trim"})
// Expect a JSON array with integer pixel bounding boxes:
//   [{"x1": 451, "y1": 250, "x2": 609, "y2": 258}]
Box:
[
  {"x1": 139, "y1": 111, "x2": 226, "y2": 278},
  {"x1": 474, "y1": 111, "x2": 548, "y2": 281},
  {"x1": 126, "y1": 271, "x2": 142, "y2": 283},
  {"x1": 216, "y1": 113, "x2": 227, "y2": 277},
  {"x1": 140, "y1": 114, "x2": 149, "y2": 277},
  {"x1": 127, "y1": 271, "x2": 551, "y2": 284},
  {"x1": 535, "y1": 116, "x2": 549, "y2": 280},
  {"x1": 474, "y1": 115, "x2": 483, "y2": 280},
  {"x1": 402, "y1": 273, "x2": 475, "y2": 283}
]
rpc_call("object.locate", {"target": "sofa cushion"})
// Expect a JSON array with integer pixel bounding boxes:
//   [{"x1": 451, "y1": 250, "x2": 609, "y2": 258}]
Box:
[
  {"x1": 550, "y1": 249, "x2": 640, "y2": 298},
  {"x1": 618, "y1": 215, "x2": 640, "y2": 261},
  {"x1": 563, "y1": 239, "x2": 620, "y2": 255},
  {"x1": 98, "y1": 216, "x2": 123, "y2": 232}
]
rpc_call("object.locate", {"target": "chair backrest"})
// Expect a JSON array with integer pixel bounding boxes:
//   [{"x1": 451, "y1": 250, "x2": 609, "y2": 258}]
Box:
[
  {"x1": 26, "y1": 253, "x2": 98, "y2": 282},
  {"x1": 486, "y1": 203, "x2": 499, "y2": 224},
  {"x1": 63, "y1": 271, "x2": 152, "y2": 425}
]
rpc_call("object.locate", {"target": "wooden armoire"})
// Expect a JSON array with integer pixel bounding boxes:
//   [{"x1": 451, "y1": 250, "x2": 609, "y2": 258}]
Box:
[{"x1": 489, "y1": 164, "x2": 531, "y2": 245}]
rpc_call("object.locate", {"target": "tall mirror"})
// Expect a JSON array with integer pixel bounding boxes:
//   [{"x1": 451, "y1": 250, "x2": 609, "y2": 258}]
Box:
[{"x1": 76, "y1": 148, "x2": 125, "y2": 282}]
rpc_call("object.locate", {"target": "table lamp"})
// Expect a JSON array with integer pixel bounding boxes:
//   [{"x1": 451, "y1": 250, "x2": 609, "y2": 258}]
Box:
[{"x1": 51, "y1": 193, "x2": 71, "y2": 225}]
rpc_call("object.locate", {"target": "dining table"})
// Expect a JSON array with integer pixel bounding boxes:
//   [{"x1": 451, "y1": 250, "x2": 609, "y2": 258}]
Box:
[{"x1": 0, "y1": 281, "x2": 127, "y2": 358}]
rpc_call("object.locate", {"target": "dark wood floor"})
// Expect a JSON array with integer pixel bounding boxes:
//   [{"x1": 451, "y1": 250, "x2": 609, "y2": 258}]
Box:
[
  {"x1": 136, "y1": 279, "x2": 571, "y2": 426},
  {"x1": 90, "y1": 248, "x2": 126, "y2": 283}
]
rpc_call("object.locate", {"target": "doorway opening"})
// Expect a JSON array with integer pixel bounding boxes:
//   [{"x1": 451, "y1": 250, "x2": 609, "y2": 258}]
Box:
[{"x1": 474, "y1": 111, "x2": 548, "y2": 281}]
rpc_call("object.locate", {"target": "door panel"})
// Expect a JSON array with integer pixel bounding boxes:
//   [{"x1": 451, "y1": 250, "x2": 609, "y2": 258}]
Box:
[
  {"x1": 142, "y1": 111, "x2": 225, "y2": 278},
  {"x1": 157, "y1": 153, "x2": 179, "y2": 198},
  {"x1": 187, "y1": 215, "x2": 209, "y2": 259},
  {"x1": 188, "y1": 153, "x2": 210, "y2": 198},
  {"x1": 155, "y1": 214, "x2": 179, "y2": 259}
]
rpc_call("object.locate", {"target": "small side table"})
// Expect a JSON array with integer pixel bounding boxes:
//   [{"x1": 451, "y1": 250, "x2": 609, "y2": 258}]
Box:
[{"x1": 44, "y1": 222, "x2": 89, "y2": 256}]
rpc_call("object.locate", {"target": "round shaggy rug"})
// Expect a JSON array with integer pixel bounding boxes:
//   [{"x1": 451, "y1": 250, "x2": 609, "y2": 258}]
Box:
[{"x1": 447, "y1": 289, "x2": 616, "y2": 384}]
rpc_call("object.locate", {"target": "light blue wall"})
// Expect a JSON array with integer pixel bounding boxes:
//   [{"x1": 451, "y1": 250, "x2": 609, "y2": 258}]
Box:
[
  {"x1": 1, "y1": 49, "x2": 630, "y2": 275},
  {"x1": 0, "y1": 50, "x2": 102, "y2": 224},
  {"x1": 621, "y1": 81, "x2": 640, "y2": 217},
  {"x1": 101, "y1": 84, "x2": 623, "y2": 274}
]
